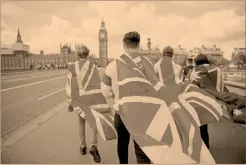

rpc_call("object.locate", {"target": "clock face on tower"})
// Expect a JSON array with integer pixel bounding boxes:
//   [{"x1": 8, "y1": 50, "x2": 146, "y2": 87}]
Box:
[{"x1": 100, "y1": 33, "x2": 105, "y2": 39}]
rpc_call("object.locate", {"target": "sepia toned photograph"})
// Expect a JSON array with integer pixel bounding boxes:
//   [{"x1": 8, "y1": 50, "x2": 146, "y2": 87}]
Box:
[{"x1": 1, "y1": 1, "x2": 246, "y2": 164}]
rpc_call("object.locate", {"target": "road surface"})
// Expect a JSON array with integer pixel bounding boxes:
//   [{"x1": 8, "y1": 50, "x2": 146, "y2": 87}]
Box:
[
  {"x1": 1, "y1": 70, "x2": 68, "y2": 136},
  {"x1": 1, "y1": 69, "x2": 246, "y2": 164}
]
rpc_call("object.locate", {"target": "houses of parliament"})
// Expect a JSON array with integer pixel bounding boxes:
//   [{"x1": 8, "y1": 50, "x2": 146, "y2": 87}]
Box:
[{"x1": 1, "y1": 19, "x2": 226, "y2": 71}]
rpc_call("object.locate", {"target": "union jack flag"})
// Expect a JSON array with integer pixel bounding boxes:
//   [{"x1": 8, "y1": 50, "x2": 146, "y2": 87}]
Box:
[
  {"x1": 151, "y1": 57, "x2": 223, "y2": 126},
  {"x1": 190, "y1": 64, "x2": 246, "y2": 125},
  {"x1": 66, "y1": 59, "x2": 117, "y2": 141},
  {"x1": 115, "y1": 54, "x2": 221, "y2": 163},
  {"x1": 206, "y1": 65, "x2": 229, "y2": 92}
]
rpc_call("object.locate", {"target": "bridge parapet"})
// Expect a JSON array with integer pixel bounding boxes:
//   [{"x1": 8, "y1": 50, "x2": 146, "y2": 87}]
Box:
[{"x1": 224, "y1": 81, "x2": 245, "y2": 96}]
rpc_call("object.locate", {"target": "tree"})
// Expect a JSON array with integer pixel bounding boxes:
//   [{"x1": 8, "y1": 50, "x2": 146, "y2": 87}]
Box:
[
  {"x1": 207, "y1": 55, "x2": 229, "y2": 66},
  {"x1": 231, "y1": 51, "x2": 246, "y2": 68}
]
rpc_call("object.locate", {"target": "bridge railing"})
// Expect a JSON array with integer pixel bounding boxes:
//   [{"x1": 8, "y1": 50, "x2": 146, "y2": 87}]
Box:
[
  {"x1": 224, "y1": 80, "x2": 245, "y2": 96},
  {"x1": 221, "y1": 68, "x2": 245, "y2": 96},
  {"x1": 224, "y1": 81, "x2": 246, "y2": 89}
]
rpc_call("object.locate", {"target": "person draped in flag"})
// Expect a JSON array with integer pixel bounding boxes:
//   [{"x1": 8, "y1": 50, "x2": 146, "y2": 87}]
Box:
[
  {"x1": 186, "y1": 55, "x2": 213, "y2": 149},
  {"x1": 190, "y1": 54, "x2": 246, "y2": 125},
  {"x1": 66, "y1": 44, "x2": 101, "y2": 163},
  {"x1": 155, "y1": 47, "x2": 218, "y2": 150},
  {"x1": 109, "y1": 42, "x2": 224, "y2": 163},
  {"x1": 154, "y1": 46, "x2": 184, "y2": 85},
  {"x1": 101, "y1": 31, "x2": 151, "y2": 164}
]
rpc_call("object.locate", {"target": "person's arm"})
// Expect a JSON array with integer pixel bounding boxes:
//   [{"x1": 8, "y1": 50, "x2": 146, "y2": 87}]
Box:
[
  {"x1": 100, "y1": 62, "x2": 114, "y2": 108},
  {"x1": 154, "y1": 59, "x2": 162, "y2": 80}
]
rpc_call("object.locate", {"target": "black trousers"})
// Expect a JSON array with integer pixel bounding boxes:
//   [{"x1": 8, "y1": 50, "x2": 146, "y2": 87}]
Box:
[
  {"x1": 200, "y1": 124, "x2": 209, "y2": 149},
  {"x1": 114, "y1": 113, "x2": 151, "y2": 164}
]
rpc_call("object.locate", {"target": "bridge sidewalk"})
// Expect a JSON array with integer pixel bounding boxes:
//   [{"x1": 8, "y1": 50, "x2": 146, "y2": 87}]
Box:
[
  {"x1": 1, "y1": 102, "x2": 246, "y2": 164},
  {"x1": 1, "y1": 105, "x2": 137, "y2": 164}
]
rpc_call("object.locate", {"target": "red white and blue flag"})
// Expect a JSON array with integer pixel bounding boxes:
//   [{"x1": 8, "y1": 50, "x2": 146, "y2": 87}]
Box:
[
  {"x1": 114, "y1": 54, "x2": 223, "y2": 163},
  {"x1": 66, "y1": 59, "x2": 117, "y2": 141},
  {"x1": 190, "y1": 64, "x2": 246, "y2": 125}
]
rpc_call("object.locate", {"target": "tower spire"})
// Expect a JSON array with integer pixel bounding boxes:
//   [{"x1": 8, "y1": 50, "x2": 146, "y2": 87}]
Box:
[
  {"x1": 16, "y1": 27, "x2": 23, "y2": 43},
  {"x1": 101, "y1": 18, "x2": 105, "y2": 28}
]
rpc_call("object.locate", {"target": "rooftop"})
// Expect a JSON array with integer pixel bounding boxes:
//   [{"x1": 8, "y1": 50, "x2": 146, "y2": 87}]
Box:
[
  {"x1": 189, "y1": 45, "x2": 223, "y2": 56},
  {"x1": 0, "y1": 48, "x2": 14, "y2": 55}
]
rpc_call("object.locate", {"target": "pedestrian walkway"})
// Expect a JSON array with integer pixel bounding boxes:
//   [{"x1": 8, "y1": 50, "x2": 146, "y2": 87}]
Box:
[
  {"x1": 1, "y1": 103, "x2": 246, "y2": 164},
  {"x1": 1, "y1": 106, "x2": 137, "y2": 164}
]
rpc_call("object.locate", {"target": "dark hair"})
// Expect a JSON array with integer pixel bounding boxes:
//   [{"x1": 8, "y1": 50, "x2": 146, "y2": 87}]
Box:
[
  {"x1": 188, "y1": 58, "x2": 193, "y2": 63},
  {"x1": 194, "y1": 54, "x2": 210, "y2": 66},
  {"x1": 163, "y1": 46, "x2": 174, "y2": 57},
  {"x1": 123, "y1": 31, "x2": 140, "y2": 49}
]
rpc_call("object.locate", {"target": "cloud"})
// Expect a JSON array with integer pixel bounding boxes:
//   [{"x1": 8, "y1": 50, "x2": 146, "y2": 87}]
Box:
[
  {"x1": 1, "y1": 1, "x2": 245, "y2": 60},
  {"x1": 1, "y1": 16, "x2": 8, "y2": 32},
  {"x1": 1, "y1": 16, "x2": 17, "y2": 44},
  {"x1": 82, "y1": 1, "x2": 245, "y2": 59},
  {"x1": 24, "y1": 16, "x2": 87, "y2": 53}
]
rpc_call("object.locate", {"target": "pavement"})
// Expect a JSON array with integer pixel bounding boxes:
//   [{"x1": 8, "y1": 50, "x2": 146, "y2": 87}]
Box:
[{"x1": 1, "y1": 69, "x2": 246, "y2": 164}]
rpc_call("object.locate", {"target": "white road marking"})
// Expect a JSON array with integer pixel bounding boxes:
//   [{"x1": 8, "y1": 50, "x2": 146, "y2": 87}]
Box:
[
  {"x1": 1, "y1": 76, "x2": 66, "y2": 92},
  {"x1": 1, "y1": 71, "x2": 33, "y2": 75},
  {"x1": 1, "y1": 73, "x2": 64, "y2": 83},
  {"x1": 1, "y1": 71, "x2": 66, "y2": 80},
  {"x1": 37, "y1": 88, "x2": 65, "y2": 101}
]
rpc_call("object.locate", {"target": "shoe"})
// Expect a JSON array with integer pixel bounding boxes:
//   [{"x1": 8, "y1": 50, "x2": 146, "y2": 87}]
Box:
[
  {"x1": 79, "y1": 146, "x2": 87, "y2": 155},
  {"x1": 89, "y1": 145, "x2": 101, "y2": 163},
  {"x1": 68, "y1": 104, "x2": 74, "y2": 112}
]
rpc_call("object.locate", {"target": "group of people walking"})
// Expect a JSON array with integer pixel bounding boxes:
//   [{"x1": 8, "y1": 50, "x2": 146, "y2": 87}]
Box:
[{"x1": 65, "y1": 31, "x2": 245, "y2": 164}]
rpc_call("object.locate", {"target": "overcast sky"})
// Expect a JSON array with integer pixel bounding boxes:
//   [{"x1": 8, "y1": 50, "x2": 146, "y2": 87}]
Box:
[{"x1": 1, "y1": 1, "x2": 245, "y2": 59}]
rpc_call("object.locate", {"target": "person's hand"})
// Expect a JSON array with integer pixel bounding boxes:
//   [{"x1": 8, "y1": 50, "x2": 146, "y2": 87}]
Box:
[{"x1": 68, "y1": 104, "x2": 74, "y2": 112}]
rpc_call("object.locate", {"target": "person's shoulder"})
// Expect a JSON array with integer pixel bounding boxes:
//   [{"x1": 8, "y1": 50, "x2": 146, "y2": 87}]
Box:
[
  {"x1": 171, "y1": 60, "x2": 182, "y2": 68},
  {"x1": 155, "y1": 58, "x2": 162, "y2": 66},
  {"x1": 104, "y1": 59, "x2": 116, "y2": 74}
]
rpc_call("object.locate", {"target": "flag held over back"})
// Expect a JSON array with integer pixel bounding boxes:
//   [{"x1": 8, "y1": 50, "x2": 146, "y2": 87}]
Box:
[
  {"x1": 190, "y1": 64, "x2": 246, "y2": 125},
  {"x1": 115, "y1": 54, "x2": 217, "y2": 163},
  {"x1": 146, "y1": 56, "x2": 223, "y2": 126},
  {"x1": 142, "y1": 56, "x2": 223, "y2": 162},
  {"x1": 67, "y1": 59, "x2": 117, "y2": 141}
]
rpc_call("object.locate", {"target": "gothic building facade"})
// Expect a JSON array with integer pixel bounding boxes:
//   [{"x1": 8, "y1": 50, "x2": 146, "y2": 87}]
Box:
[
  {"x1": 1, "y1": 29, "x2": 78, "y2": 70},
  {"x1": 1, "y1": 23, "x2": 229, "y2": 71},
  {"x1": 139, "y1": 39, "x2": 188, "y2": 66}
]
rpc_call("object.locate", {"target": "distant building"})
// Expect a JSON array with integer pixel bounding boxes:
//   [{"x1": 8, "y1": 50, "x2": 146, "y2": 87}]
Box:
[
  {"x1": 138, "y1": 40, "x2": 187, "y2": 65},
  {"x1": 60, "y1": 43, "x2": 72, "y2": 56},
  {"x1": 1, "y1": 28, "x2": 30, "y2": 69},
  {"x1": 173, "y1": 45, "x2": 188, "y2": 66},
  {"x1": 99, "y1": 18, "x2": 108, "y2": 67},
  {"x1": 1, "y1": 28, "x2": 77, "y2": 70},
  {"x1": 232, "y1": 48, "x2": 246, "y2": 57},
  {"x1": 40, "y1": 50, "x2": 44, "y2": 56},
  {"x1": 139, "y1": 38, "x2": 162, "y2": 63},
  {"x1": 189, "y1": 45, "x2": 223, "y2": 59}
]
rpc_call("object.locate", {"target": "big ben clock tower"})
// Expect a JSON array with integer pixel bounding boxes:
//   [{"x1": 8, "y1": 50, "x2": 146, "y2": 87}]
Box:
[{"x1": 99, "y1": 18, "x2": 108, "y2": 67}]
